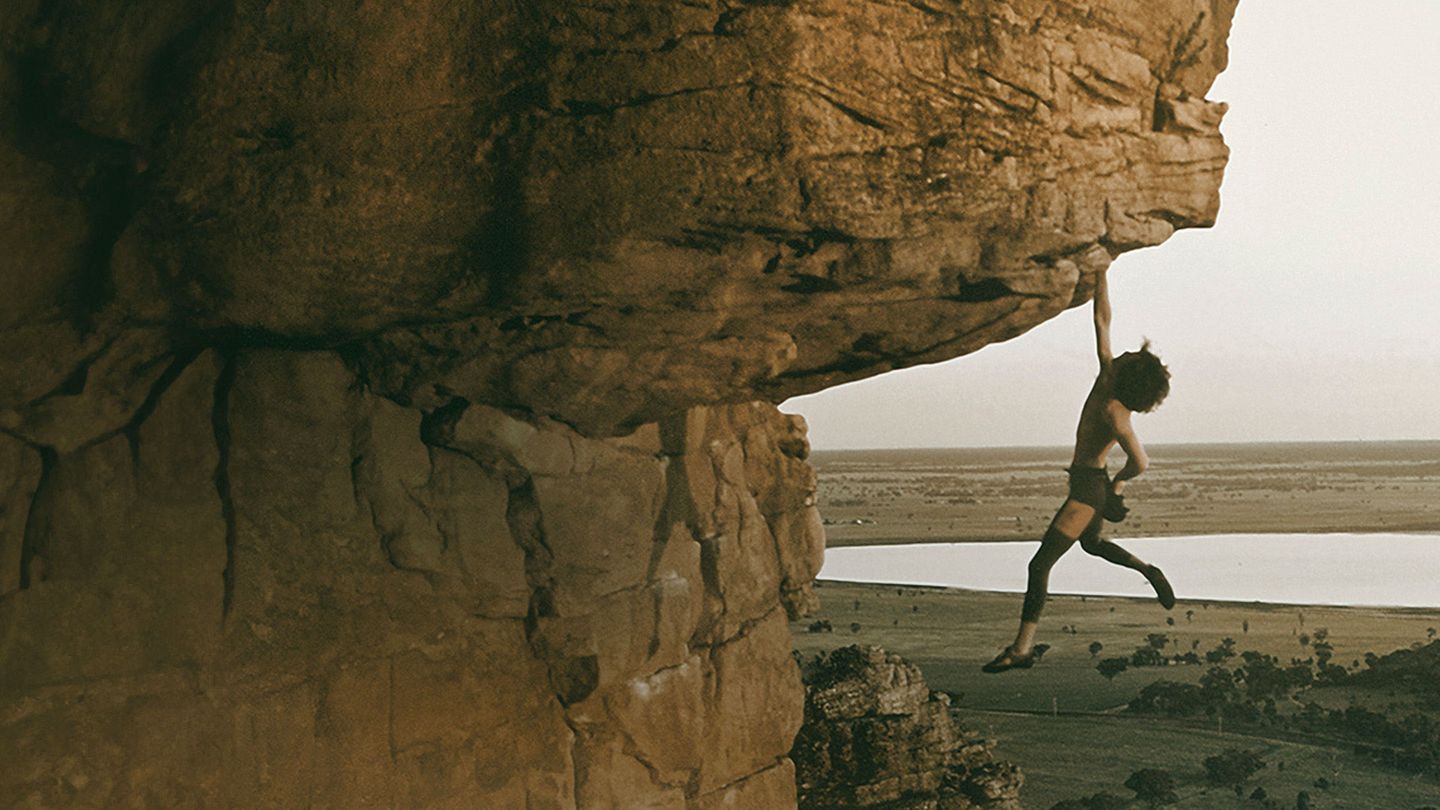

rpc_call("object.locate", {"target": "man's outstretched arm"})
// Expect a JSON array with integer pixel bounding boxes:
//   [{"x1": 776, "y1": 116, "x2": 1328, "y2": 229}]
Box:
[{"x1": 1094, "y1": 267, "x2": 1114, "y2": 370}]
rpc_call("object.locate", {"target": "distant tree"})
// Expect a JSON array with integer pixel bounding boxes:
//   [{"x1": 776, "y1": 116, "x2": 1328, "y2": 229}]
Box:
[
  {"x1": 1186, "y1": 609, "x2": 1195, "y2": 623},
  {"x1": 1203, "y1": 749, "x2": 1266, "y2": 788},
  {"x1": 1429, "y1": 627, "x2": 1437, "y2": 640},
  {"x1": 1124, "y1": 768, "x2": 1178, "y2": 806},
  {"x1": 1299, "y1": 633, "x2": 1310, "y2": 647},
  {"x1": 1243, "y1": 620, "x2": 1250, "y2": 634},
  {"x1": 1205, "y1": 638, "x2": 1237, "y2": 664},
  {"x1": 849, "y1": 622, "x2": 861, "y2": 633},
  {"x1": 1097, "y1": 657, "x2": 1129, "y2": 681},
  {"x1": 1131, "y1": 646, "x2": 1165, "y2": 667},
  {"x1": 1314, "y1": 663, "x2": 1347, "y2": 685},
  {"x1": 1089, "y1": 641, "x2": 1104, "y2": 658},
  {"x1": 1146, "y1": 633, "x2": 1170, "y2": 651},
  {"x1": 1200, "y1": 665, "x2": 1238, "y2": 697},
  {"x1": 1234, "y1": 650, "x2": 1309, "y2": 701},
  {"x1": 1295, "y1": 790, "x2": 1313, "y2": 810},
  {"x1": 1128, "y1": 680, "x2": 1212, "y2": 717},
  {"x1": 1166, "y1": 617, "x2": 1176, "y2": 626}
]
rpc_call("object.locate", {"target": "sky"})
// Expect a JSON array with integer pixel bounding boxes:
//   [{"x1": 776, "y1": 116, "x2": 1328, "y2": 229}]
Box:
[{"x1": 785, "y1": 0, "x2": 1440, "y2": 450}]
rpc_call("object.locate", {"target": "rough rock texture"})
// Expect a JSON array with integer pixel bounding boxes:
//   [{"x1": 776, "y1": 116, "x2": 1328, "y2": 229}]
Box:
[
  {"x1": 1, "y1": 0, "x2": 1234, "y2": 806},
  {"x1": 3, "y1": 0, "x2": 1234, "y2": 438},
  {"x1": 1, "y1": 350, "x2": 822, "y2": 807},
  {"x1": 793, "y1": 646, "x2": 1023, "y2": 809}
]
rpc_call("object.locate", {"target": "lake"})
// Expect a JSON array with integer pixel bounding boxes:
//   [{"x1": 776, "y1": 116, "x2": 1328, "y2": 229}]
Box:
[{"x1": 819, "y1": 533, "x2": 1440, "y2": 608}]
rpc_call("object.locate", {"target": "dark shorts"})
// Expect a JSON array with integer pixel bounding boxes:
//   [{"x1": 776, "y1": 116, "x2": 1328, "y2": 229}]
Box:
[{"x1": 1066, "y1": 466, "x2": 1110, "y2": 510}]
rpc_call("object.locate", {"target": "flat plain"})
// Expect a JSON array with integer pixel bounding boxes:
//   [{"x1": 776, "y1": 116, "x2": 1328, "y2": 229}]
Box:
[
  {"x1": 791, "y1": 581, "x2": 1440, "y2": 808},
  {"x1": 814, "y1": 441, "x2": 1440, "y2": 546},
  {"x1": 792, "y1": 442, "x2": 1440, "y2": 808}
]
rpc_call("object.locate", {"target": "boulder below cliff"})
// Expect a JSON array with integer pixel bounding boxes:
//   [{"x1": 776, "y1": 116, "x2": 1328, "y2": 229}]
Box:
[{"x1": 793, "y1": 646, "x2": 1024, "y2": 809}]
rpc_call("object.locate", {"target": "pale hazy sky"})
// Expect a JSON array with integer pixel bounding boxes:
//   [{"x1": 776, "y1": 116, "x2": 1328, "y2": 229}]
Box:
[{"x1": 786, "y1": 0, "x2": 1440, "y2": 449}]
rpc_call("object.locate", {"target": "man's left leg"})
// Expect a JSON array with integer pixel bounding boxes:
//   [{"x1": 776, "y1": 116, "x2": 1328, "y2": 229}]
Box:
[
  {"x1": 1077, "y1": 516, "x2": 1144, "y2": 570},
  {"x1": 1078, "y1": 518, "x2": 1175, "y2": 609}
]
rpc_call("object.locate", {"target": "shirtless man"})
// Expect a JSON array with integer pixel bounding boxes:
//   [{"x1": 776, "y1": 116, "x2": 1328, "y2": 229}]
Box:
[{"x1": 983, "y1": 266, "x2": 1175, "y2": 673}]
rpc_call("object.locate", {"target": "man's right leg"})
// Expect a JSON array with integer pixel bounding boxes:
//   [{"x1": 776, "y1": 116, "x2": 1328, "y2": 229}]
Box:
[
  {"x1": 1014, "y1": 500, "x2": 1094, "y2": 651},
  {"x1": 1021, "y1": 528, "x2": 1076, "y2": 623}
]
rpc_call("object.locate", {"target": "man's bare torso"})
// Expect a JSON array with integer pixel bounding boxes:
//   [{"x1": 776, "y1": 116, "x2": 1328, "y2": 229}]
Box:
[{"x1": 1072, "y1": 369, "x2": 1121, "y2": 468}]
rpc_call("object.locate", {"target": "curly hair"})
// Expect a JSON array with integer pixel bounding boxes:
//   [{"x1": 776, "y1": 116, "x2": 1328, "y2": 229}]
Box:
[{"x1": 1112, "y1": 340, "x2": 1170, "y2": 413}]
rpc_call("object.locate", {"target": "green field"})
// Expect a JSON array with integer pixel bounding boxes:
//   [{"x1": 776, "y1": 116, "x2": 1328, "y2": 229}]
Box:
[
  {"x1": 791, "y1": 580, "x2": 1440, "y2": 808},
  {"x1": 983, "y1": 712, "x2": 1440, "y2": 809}
]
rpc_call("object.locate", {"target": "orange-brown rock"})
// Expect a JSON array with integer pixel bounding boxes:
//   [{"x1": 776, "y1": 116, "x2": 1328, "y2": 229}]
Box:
[
  {"x1": 4, "y1": 0, "x2": 1234, "y2": 438},
  {"x1": 1, "y1": 350, "x2": 822, "y2": 806},
  {"x1": 2, "y1": 0, "x2": 1234, "y2": 806}
]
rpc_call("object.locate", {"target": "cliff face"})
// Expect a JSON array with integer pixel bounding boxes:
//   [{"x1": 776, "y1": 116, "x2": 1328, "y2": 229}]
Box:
[
  {"x1": 1, "y1": 0, "x2": 1233, "y2": 806},
  {"x1": 2, "y1": 357, "x2": 823, "y2": 806}
]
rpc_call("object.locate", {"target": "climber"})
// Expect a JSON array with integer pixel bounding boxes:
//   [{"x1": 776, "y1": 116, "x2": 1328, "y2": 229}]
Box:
[{"x1": 982, "y1": 265, "x2": 1175, "y2": 674}]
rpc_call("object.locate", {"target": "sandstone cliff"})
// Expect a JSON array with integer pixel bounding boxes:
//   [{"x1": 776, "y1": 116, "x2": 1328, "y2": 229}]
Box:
[
  {"x1": 1, "y1": 0, "x2": 1234, "y2": 806},
  {"x1": 2, "y1": 361, "x2": 823, "y2": 806}
]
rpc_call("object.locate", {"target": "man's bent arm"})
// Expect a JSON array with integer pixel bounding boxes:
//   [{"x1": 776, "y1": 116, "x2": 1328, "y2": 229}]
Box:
[{"x1": 1110, "y1": 405, "x2": 1147, "y2": 493}]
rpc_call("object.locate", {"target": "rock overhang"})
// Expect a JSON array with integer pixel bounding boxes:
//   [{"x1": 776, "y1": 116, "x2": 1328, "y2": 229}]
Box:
[{"x1": 3, "y1": 0, "x2": 1235, "y2": 442}]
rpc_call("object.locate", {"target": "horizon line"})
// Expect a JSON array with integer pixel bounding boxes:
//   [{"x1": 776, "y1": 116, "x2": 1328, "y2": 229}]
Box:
[{"x1": 809, "y1": 437, "x2": 1440, "y2": 452}]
